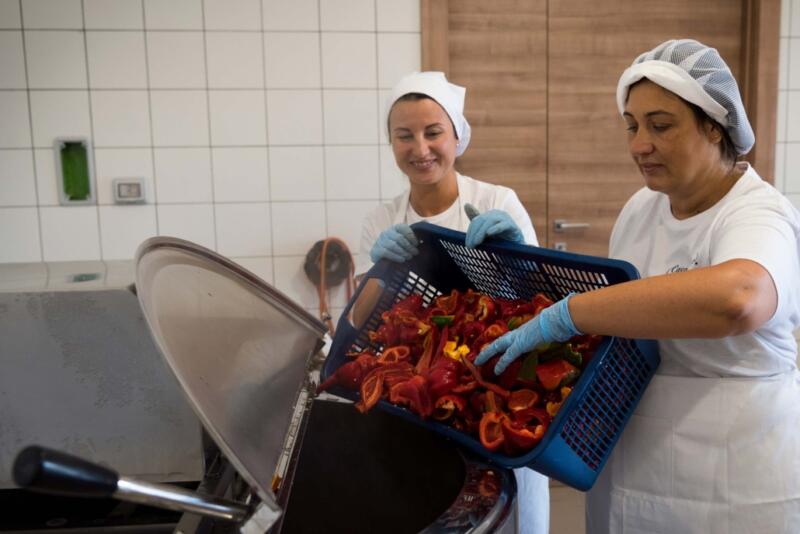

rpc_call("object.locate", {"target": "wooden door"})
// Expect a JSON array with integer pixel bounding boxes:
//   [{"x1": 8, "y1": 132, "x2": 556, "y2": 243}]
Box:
[{"x1": 423, "y1": 0, "x2": 778, "y2": 256}]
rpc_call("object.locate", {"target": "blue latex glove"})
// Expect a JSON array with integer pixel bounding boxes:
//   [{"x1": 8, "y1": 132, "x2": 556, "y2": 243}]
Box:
[
  {"x1": 464, "y1": 203, "x2": 525, "y2": 248},
  {"x1": 370, "y1": 223, "x2": 419, "y2": 263},
  {"x1": 475, "y1": 294, "x2": 581, "y2": 374}
]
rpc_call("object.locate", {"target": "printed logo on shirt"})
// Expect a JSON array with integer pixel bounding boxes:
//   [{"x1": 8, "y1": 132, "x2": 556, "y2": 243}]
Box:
[{"x1": 666, "y1": 259, "x2": 699, "y2": 273}]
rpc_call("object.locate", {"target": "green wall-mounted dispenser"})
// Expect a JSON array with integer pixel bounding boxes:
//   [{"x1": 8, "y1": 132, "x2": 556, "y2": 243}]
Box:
[{"x1": 55, "y1": 138, "x2": 96, "y2": 205}]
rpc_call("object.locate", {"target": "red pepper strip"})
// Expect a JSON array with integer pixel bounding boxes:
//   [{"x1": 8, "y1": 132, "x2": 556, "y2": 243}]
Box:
[
  {"x1": 450, "y1": 379, "x2": 478, "y2": 395},
  {"x1": 435, "y1": 289, "x2": 460, "y2": 314},
  {"x1": 507, "y1": 388, "x2": 540, "y2": 413},
  {"x1": 377, "y1": 345, "x2": 411, "y2": 364},
  {"x1": 428, "y1": 325, "x2": 450, "y2": 369},
  {"x1": 355, "y1": 367, "x2": 384, "y2": 413},
  {"x1": 462, "y1": 354, "x2": 511, "y2": 399},
  {"x1": 414, "y1": 329, "x2": 437, "y2": 374},
  {"x1": 536, "y1": 358, "x2": 580, "y2": 391},
  {"x1": 389, "y1": 375, "x2": 433, "y2": 418},
  {"x1": 479, "y1": 411, "x2": 506, "y2": 452},
  {"x1": 484, "y1": 390, "x2": 503, "y2": 413},
  {"x1": 501, "y1": 417, "x2": 546, "y2": 452},
  {"x1": 379, "y1": 362, "x2": 415, "y2": 389},
  {"x1": 431, "y1": 394, "x2": 467, "y2": 421},
  {"x1": 426, "y1": 357, "x2": 461, "y2": 399},
  {"x1": 317, "y1": 354, "x2": 376, "y2": 393},
  {"x1": 394, "y1": 293, "x2": 423, "y2": 313}
]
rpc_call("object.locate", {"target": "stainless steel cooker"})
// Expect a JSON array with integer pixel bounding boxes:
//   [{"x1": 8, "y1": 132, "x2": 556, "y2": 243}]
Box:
[{"x1": 13, "y1": 237, "x2": 519, "y2": 533}]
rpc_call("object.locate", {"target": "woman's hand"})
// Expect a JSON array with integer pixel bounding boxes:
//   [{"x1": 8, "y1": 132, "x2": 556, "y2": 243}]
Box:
[
  {"x1": 370, "y1": 223, "x2": 419, "y2": 263},
  {"x1": 464, "y1": 203, "x2": 525, "y2": 248},
  {"x1": 476, "y1": 295, "x2": 580, "y2": 374}
]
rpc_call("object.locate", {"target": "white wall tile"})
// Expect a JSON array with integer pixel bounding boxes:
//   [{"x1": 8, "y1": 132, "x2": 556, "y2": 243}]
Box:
[
  {"x1": 29, "y1": 90, "x2": 91, "y2": 147},
  {"x1": 321, "y1": 33, "x2": 376, "y2": 88},
  {"x1": 774, "y1": 142, "x2": 786, "y2": 192},
  {"x1": 0, "y1": 0, "x2": 21, "y2": 28},
  {"x1": 206, "y1": 32, "x2": 263, "y2": 88},
  {"x1": 209, "y1": 90, "x2": 267, "y2": 145},
  {"x1": 157, "y1": 203, "x2": 215, "y2": 248},
  {"x1": 40, "y1": 206, "x2": 101, "y2": 261},
  {"x1": 376, "y1": 0, "x2": 419, "y2": 32},
  {"x1": 91, "y1": 91, "x2": 151, "y2": 147},
  {"x1": 787, "y1": 193, "x2": 800, "y2": 210},
  {"x1": 99, "y1": 204, "x2": 157, "y2": 259},
  {"x1": 84, "y1": 0, "x2": 144, "y2": 30},
  {"x1": 0, "y1": 32, "x2": 26, "y2": 88},
  {"x1": 150, "y1": 90, "x2": 209, "y2": 146},
  {"x1": 379, "y1": 144, "x2": 406, "y2": 199},
  {"x1": 215, "y1": 202, "x2": 271, "y2": 256},
  {"x1": 34, "y1": 148, "x2": 58, "y2": 205},
  {"x1": 790, "y1": 38, "x2": 800, "y2": 88},
  {"x1": 0, "y1": 208, "x2": 40, "y2": 262},
  {"x1": 25, "y1": 31, "x2": 87, "y2": 88},
  {"x1": 144, "y1": 0, "x2": 202, "y2": 30},
  {"x1": 146, "y1": 32, "x2": 206, "y2": 88},
  {"x1": 204, "y1": 0, "x2": 260, "y2": 30},
  {"x1": 320, "y1": 0, "x2": 374, "y2": 31},
  {"x1": 324, "y1": 145, "x2": 379, "y2": 199},
  {"x1": 785, "y1": 143, "x2": 800, "y2": 192},
  {"x1": 0, "y1": 92, "x2": 31, "y2": 148},
  {"x1": 266, "y1": 90, "x2": 323, "y2": 145},
  {"x1": 377, "y1": 33, "x2": 420, "y2": 89},
  {"x1": 230, "y1": 256, "x2": 273, "y2": 283},
  {"x1": 787, "y1": 91, "x2": 800, "y2": 141},
  {"x1": 262, "y1": 0, "x2": 318, "y2": 31},
  {"x1": 0, "y1": 150, "x2": 36, "y2": 206},
  {"x1": 212, "y1": 147, "x2": 269, "y2": 202},
  {"x1": 778, "y1": 90, "x2": 788, "y2": 142},
  {"x1": 269, "y1": 146, "x2": 324, "y2": 201},
  {"x1": 153, "y1": 147, "x2": 213, "y2": 203},
  {"x1": 782, "y1": 0, "x2": 791, "y2": 36},
  {"x1": 22, "y1": 0, "x2": 82, "y2": 29},
  {"x1": 271, "y1": 201, "x2": 325, "y2": 255},
  {"x1": 272, "y1": 255, "x2": 319, "y2": 307},
  {"x1": 780, "y1": 38, "x2": 790, "y2": 90},
  {"x1": 792, "y1": 0, "x2": 800, "y2": 36},
  {"x1": 94, "y1": 148, "x2": 154, "y2": 204},
  {"x1": 323, "y1": 90, "x2": 378, "y2": 144},
  {"x1": 326, "y1": 199, "x2": 377, "y2": 252},
  {"x1": 264, "y1": 32, "x2": 320, "y2": 88},
  {"x1": 87, "y1": 31, "x2": 147, "y2": 88},
  {"x1": 378, "y1": 88, "x2": 391, "y2": 143}
]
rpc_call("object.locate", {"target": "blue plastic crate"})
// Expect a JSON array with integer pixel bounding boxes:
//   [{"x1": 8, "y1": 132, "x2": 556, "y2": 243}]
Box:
[{"x1": 323, "y1": 222, "x2": 660, "y2": 491}]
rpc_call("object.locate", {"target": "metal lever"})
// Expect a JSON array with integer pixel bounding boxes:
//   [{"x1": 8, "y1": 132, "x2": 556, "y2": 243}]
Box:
[{"x1": 554, "y1": 219, "x2": 591, "y2": 232}]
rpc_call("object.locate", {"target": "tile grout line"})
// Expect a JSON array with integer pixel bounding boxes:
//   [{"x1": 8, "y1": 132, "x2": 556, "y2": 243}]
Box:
[
  {"x1": 141, "y1": 0, "x2": 160, "y2": 236},
  {"x1": 261, "y1": 0, "x2": 276, "y2": 284},
  {"x1": 200, "y1": 0, "x2": 218, "y2": 252},
  {"x1": 17, "y1": 0, "x2": 44, "y2": 262}
]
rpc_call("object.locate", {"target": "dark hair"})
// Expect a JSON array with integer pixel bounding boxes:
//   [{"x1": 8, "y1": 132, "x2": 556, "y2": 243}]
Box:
[{"x1": 387, "y1": 93, "x2": 458, "y2": 139}]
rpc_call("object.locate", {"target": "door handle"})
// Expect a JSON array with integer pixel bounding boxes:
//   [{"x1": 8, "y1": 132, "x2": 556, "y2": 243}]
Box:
[{"x1": 554, "y1": 219, "x2": 591, "y2": 232}]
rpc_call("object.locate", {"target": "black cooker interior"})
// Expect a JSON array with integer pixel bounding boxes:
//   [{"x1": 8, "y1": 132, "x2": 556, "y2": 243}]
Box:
[{"x1": 279, "y1": 399, "x2": 466, "y2": 534}]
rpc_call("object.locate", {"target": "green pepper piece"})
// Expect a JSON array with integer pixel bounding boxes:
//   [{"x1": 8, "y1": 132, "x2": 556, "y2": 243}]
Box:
[
  {"x1": 517, "y1": 351, "x2": 539, "y2": 384},
  {"x1": 537, "y1": 342, "x2": 582, "y2": 368},
  {"x1": 430, "y1": 314, "x2": 455, "y2": 327},
  {"x1": 507, "y1": 316, "x2": 522, "y2": 330}
]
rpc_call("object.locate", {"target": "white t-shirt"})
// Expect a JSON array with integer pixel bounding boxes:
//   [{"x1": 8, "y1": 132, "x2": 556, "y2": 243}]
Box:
[
  {"x1": 609, "y1": 163, "x2": 800, "y2": 377},
  {"x1": 357, "y1": 173, "x2": 538, "y2": 275}
]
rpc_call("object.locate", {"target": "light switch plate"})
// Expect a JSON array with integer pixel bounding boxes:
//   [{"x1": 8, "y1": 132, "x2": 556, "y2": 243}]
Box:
[{"x1": 112, "y1": 178, "x2": 146, "y2": 204}]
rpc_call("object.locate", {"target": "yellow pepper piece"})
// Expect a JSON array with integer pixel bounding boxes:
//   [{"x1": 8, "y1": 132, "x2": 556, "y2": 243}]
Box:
[{"x1": 443, "y1": 342, "x2": 471, "y2": 361}]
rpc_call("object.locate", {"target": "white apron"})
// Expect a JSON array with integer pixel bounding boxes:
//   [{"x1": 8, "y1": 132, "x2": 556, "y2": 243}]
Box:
[{"x1": 586, "y1": 371, "x2": 800, "y2": 534}]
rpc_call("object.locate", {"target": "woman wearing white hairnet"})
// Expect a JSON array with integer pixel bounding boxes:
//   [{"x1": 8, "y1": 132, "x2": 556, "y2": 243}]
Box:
[
  {"x1": 474, "y1": 39, "x2": 800, "y2": 533},
  {"x1": 357, "y1": 71, "x2": 549, "y2": 534}
]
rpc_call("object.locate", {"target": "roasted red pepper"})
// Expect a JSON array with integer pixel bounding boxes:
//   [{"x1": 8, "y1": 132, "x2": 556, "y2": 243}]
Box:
[
  {"x1": 501, "y1": 417, "x2": 546, "y2": 451},
  {"x1": 317, "y1": 353, "x2": 376, "y2": 393},
  {"x1": 507, "y1": 388, "x2": 539, "y2": 413},
  {"x1": 479, "y1": 411, "x2": 506, "y2": 451},
  {"x1": 536, "y1": 358, "x2": 580, "y2": 391},
  {"x1": 477, "y1": 295, "x2": 497, "y2": 321},
  {"x1": 435, "y1": 289, "x2": 460, "y2": 314},
  {"x1": 432, "y1": 394, "x2": 467, "y2": 421},
  {"x1": 389, "y1": 375, "x2": 433, "y2": 418},
  {"x1": 426, "y1": 357, "x2": 461, "y2": 399},
  {"x1": 378, "y1": 345, "x2": 411, "y2": 364}
]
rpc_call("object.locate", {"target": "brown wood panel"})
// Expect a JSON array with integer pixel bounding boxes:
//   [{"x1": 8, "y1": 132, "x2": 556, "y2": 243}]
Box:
[
  {"x1": 446, "y1": 0, "x2": 549, "y2": 238},
  {"x1": 548, "y1": 0, "x2": 744, "y2": 255}
]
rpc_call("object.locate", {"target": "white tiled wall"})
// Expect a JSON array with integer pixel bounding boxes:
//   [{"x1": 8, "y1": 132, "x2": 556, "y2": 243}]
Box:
[
  {"x1": 777, "y1": 0, "x2": 800, "y2": 209},
  {"x1": 0, "y1": 0, "x2": 419, "y2": 321}
]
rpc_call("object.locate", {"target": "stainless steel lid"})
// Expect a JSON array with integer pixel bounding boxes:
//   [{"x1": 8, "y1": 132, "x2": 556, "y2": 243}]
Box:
[{"x1": 134, "y1": 237, "x2": 326, "y2": 508}]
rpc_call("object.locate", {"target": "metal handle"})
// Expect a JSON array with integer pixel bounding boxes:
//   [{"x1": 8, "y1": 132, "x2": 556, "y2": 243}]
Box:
[
  {"x1": 554, "y1": 219, "x2": 591, "y2": 232},
  {"x1": 14, "y1": 445, "x2": 251, "y2": 523}
]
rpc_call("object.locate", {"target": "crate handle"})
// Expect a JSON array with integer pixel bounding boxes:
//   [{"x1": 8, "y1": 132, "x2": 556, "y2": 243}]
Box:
[{"x1": 347, "y1": 277, "x2": 386, "y2": 330}]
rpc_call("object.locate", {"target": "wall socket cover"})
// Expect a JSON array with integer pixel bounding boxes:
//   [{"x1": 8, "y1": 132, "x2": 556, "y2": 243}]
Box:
[{"x1": 113, "y1": 178, "x2": 146, "y2": 204}]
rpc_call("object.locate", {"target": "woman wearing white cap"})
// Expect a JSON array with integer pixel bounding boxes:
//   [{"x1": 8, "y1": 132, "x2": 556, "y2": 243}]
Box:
[
  {"x1": 358, "y1": 71, "x2": 549, "y2": 534},
  {"x1": 473, "y1": 39, "x2": 800, "y2": 533}
]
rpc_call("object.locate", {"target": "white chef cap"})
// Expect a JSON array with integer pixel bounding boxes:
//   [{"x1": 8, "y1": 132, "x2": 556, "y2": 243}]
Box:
[
  {"x1": 387, "y1": 71, "x2": 472, "y2": 157},
  {"x1": 616, "y1": 39, "x2": 754, "y2": 155}
]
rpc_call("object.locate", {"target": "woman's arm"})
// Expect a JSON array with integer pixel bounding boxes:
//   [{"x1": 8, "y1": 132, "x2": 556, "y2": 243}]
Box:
[{"x1": 570, "y1": 259, "x2": 778, "y2": 339}]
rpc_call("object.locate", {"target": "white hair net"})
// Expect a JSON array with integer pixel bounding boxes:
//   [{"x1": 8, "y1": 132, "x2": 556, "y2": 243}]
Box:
[
  {"x1": 616, "y1": 39, "x2": 754, "y2": 155},
  {"x1": 387, "y1": 71, "x2": 472, "y2": 157}
]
